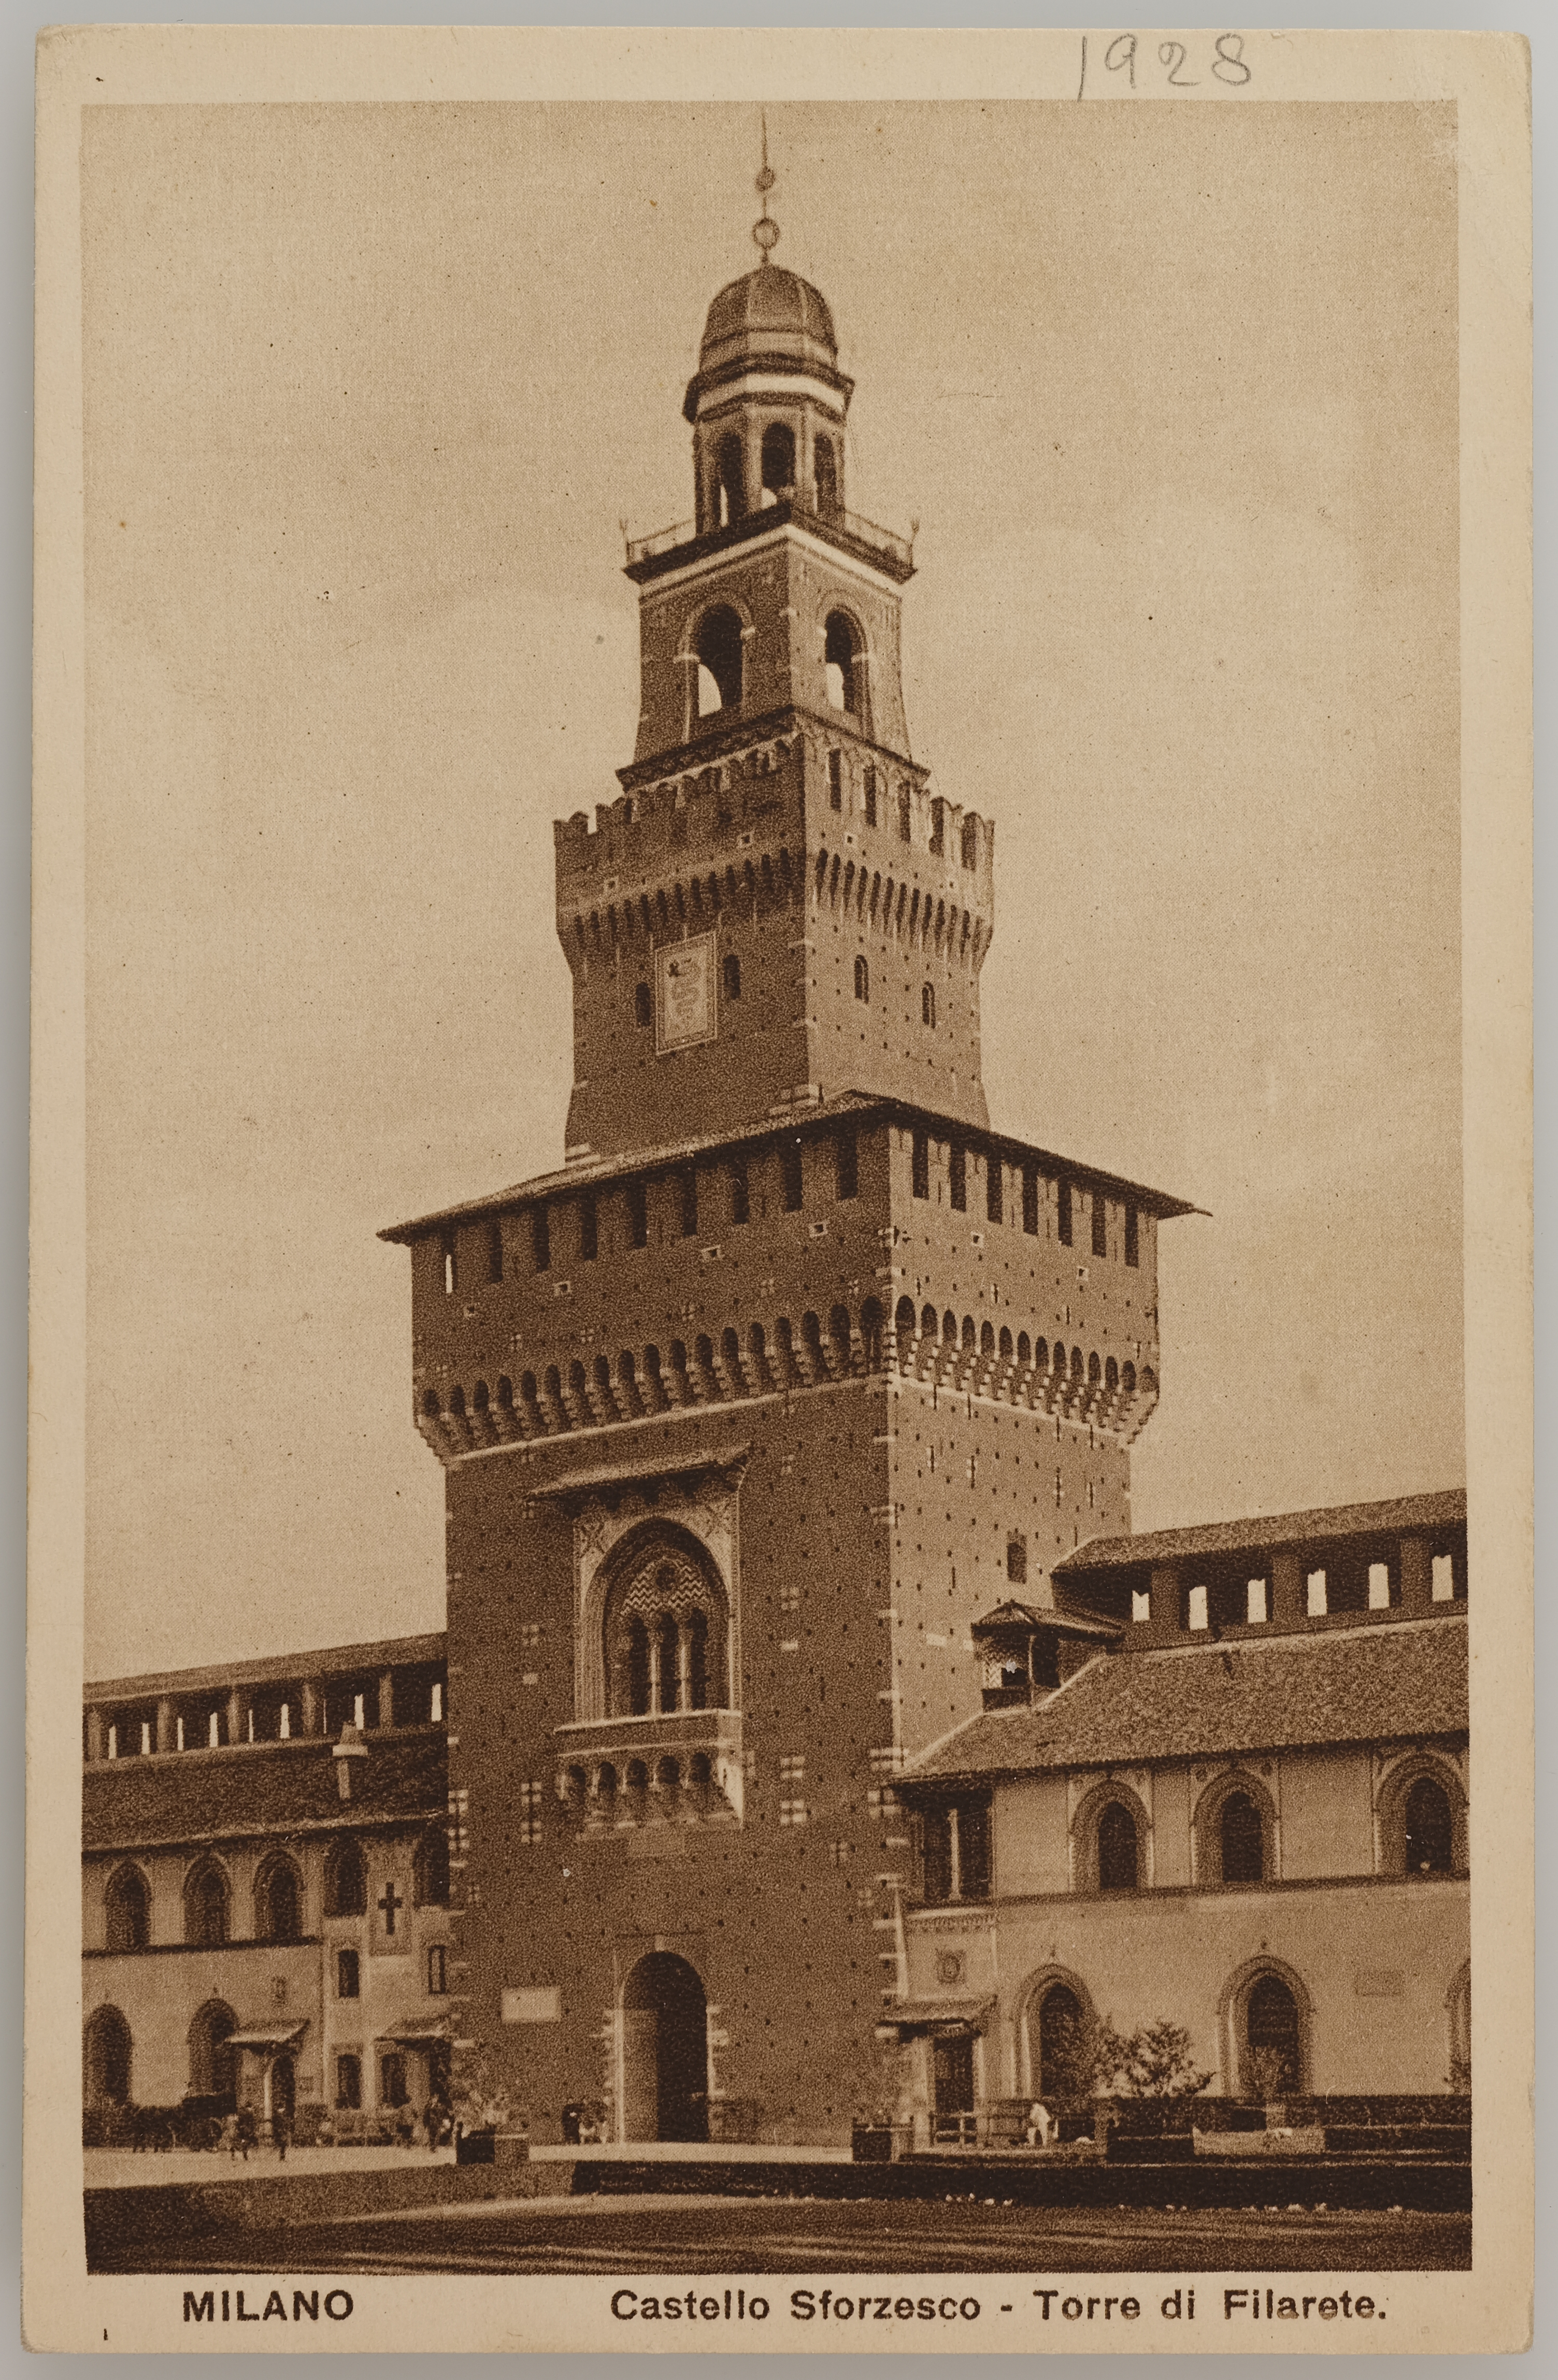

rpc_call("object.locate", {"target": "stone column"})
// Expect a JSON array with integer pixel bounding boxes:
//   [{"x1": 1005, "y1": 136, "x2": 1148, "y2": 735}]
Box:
[
  {"x1": 226, "y1": 1686, "x2": 251, "y2": 1747},
  {"x1": 155, "y1": 1697, "x2": 177, "y2": 1755},
  {"x1": 1270, "y1": 1550, "x2": 1306, "y2": 1629},
  {"x1": 84, "y1": 1706, "x2": 105, "y2": 1763},
  {"x1": 1148, "y1": 1564, "x2": 1180, "y2": 1635},
  {"x1": 299, "y1": 1679, "x2": 321, "y2": 1737},
  {"x1": 1399, "y1": 1536, "x2": 1433, "y2": 1613},
  {"x1": 377, "y1": 1671, "x2": 395, "y2": 1731}
]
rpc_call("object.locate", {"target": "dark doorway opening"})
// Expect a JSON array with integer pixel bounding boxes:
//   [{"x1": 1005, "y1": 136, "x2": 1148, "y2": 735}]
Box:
[
  {"x1": 1036, "y1": 1982, "x2": 1083, "y2": 2102},
  {"x1": 621, "y1": 1952, "x2": 708, "y2": 2142},
  {"x1": 933, "y1": 2034, "x2": 974, "y2": 2127},
  {"x1": 268, "y1": 2055, "x2": 296, "y2": 2130},
  {"x1": 1245, "y1": 1974, "x2": 1302, "y2": 2096}
]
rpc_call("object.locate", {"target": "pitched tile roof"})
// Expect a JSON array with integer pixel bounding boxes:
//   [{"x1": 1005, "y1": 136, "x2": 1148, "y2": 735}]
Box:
[
  {"x1": 379, "y1": 1092, "x2": 1199, "y2": 1241},
  {"x1": 83, "y1": 1733, "x2": 448, "y2": 1855},
  {"x1": 901, "y1": 1616, "x2": 1467, "y2": 1785},
  {"x1": 87, "y1": 1630, "x2": 446, "y2": 1705},
  {"x1": 1053, "y1": 1489, "x2": 1466, "y2": 1576}
]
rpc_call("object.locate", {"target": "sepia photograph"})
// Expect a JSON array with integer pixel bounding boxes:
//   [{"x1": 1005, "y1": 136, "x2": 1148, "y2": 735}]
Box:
[{"x1": 27, "y1": 25, "x2": 1532, "y2": 2354}]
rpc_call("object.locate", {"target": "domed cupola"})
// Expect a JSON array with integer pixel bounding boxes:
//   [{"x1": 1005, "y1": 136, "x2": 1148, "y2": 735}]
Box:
[{"x1": 683, "y1": 150, "x2": 854, "y2": 535}]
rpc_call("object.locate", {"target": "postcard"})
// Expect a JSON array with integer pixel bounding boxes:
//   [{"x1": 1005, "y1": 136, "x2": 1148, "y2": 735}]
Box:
[{"x1": 28, "y1": 24, "x2": 1531, "y2": 2354}]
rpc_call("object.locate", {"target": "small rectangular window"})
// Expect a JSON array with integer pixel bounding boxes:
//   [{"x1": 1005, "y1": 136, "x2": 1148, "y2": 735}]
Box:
[
  {"x1": 1307, "y1": 1568, "x2": 1328, "y2": 1616},
  {"x1": 336, "y1": 2054, "x2": 362, "y2": 2111},
  {"x1": 430, "y1": 1680, "x2": 443, "y2": 1723},
  {"x1": 836, "y1": 1131, "x2": 858, "y2": 1201},
  {"x1": 532, "y1": 1207, "x2": 550, "y2": 1272},
  {"x1": 1187, "y1": 1583, "x2": 1209, "y2": 1630},
  {"x1": 678, "y1": 1170, "x2": 698, "y2": 1237},
  {"x1": 1124, "y1": 1202, "x2": 1139, "y2": 1267},
  {"x1": 778, "y1": 1799, "x2": 809, "y2": 1826},
  {"x1": 578, "y1": 1195, "x2": 598, "y2": 1261},
  {"x1": 863, "y1": 766, "x2": 878, "y2": 828},
  {"x1": 828, "y1": 750, "x2": 842, "y2": 811},
  {"x1": 778, "y1": 1753, "x2": 806, "y2": 1783},
  {"x1": 1131, "y1": 1588, "x2": 1151, "y2": 1623},
  {"x1": 949, "y1": 1145, "x2": 967, "y2": 1212},
  {"x1": 486, "y1": 1217, "x2": 504, "y2": 1284},
  {"x1": 440, "y1": 1229, "x2": 457, "y2": 1297},
  {"x1": 730, "y1": 1160, "x2": 749, "y2": 1225},
  {"x1": 780, "y1": 1141, "x2": 804, "y2": 1213},
  {"x1": 897, "y1": 785, "x2": 911, "y2": 842},
  {"x1": 1057, "y1": 1178, "x2": 1073, "y2": 1246},
  {"x1": 1432, "y1": 1552, "x2": 1457, "y2": 1601},
  {"x1": 985, "y1": 1157, "x2": 1003, "y2": 1225},
  {"x1": 427, "y1": 1944, "x2": 447, "y2": 1995},
  {"x1": 337, "y1": 1948, "x2": 360, "y2": 2000},
  {"x1": 1092, "y1": 1193, "x2": 1108, "y2": 1259},
  {"x1": 1247, "y1": 1578, "x2": 1268, "y2": 1624},
  {"x1": 625, "y1": 1180, "x2": 648, "y2": 1249},
  {"x1": 911, "y1": 1130, "x2": 930, "y2": 1200},
  {"x1": 517, "y1": 1781, "x2": 543, "y2": 1845},
  {"x1": 1022, "y1": 1168, "x2": 1039, "y2": 1236}
]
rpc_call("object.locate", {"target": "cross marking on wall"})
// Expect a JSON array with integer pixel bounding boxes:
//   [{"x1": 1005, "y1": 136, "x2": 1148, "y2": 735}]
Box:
[{"x1": 378, "y1": 1881, "x2": 403, "y2": 1937}]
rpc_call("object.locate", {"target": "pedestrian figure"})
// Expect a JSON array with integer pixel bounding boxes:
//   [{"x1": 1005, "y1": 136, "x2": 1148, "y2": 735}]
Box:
[
  {"x1": 1025, "y1": 2099, "x2": 1053, "y2": 2148},
  {"x1": 235, "y1": 2105, "x2": 256, "y2": 2163},
  {"x1": 273, "y1": 2104, "x2": 291, "y2": 2162}
]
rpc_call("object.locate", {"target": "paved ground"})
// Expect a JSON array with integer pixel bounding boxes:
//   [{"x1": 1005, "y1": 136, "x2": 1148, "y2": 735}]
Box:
[{"x1": 110, "y1": 2191, "x2": 1470, "y2": 2275}]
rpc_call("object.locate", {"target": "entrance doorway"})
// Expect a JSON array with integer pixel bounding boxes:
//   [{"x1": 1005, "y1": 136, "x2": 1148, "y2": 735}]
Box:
[
  {"x1": 267, "y1": 2055, "x2": 296, "y2": 2131},
  {"x1": 621, "y1": 1953, "x2": 708, "y2": 2142},
  {"x1": 933, "y1": 2033, "x2": 975, "y2": 2139}
]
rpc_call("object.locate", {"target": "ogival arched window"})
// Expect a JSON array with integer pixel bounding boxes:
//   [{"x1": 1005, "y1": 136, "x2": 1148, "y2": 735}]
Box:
[
  {"x1": 761, "y1": 421, "x2": 796, "y2": 501},
  {"x1": 602, "y1": 1529, "x2": 728, "y2": 1719}
]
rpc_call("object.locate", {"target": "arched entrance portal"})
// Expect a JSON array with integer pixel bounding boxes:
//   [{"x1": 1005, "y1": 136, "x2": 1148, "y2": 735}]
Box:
[{"x1": 621, "y1": 1953, "x2": 708, "y2": 2142}]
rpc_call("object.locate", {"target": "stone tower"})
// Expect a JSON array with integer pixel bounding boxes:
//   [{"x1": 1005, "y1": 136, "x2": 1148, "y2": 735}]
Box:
[
  {"x1": 562, "y1": 257, "x2": 992, "y2": 1163},
  {"x1": 385, "y1": 234, "x2": 1191, "y2": 2148}
]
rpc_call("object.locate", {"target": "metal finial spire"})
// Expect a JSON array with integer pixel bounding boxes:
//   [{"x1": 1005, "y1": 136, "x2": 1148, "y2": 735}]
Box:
[{"x1": 752, "y1": 113, "x2": 779, "y2": 264}]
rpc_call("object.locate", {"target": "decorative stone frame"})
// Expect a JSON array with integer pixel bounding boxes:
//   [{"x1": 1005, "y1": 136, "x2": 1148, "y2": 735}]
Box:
[
  {"x1": 1014, "y1": 1962, "x2": 1097, "y2": 2102},
  {"x1": 1191, "y1": 1765, "x2": 1280, "y2": 1887},
  {"x1": 1070, "y1": 1777, "x2": 1152, "y2": 1894},
  {"x1": 564, "y1": 1463, "x2": 745, "y2": 1723},
  {"x1": 1375, "y1": 1746, "x2": 1468, "y2": 1876},
  {"x1": 1218, "y1": 1954, "x2": 1313, "y2": 2100}
]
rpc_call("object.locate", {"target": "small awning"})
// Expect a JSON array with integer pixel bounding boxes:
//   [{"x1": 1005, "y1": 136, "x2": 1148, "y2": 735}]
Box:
[
  {"x1": 377, "y1": 2014, "x2": 450, "y2": 2045},
  {"x1": 223, "y1": 2021, "x2": 309, "y2": 2052},
  {"x1": 874, "y1": 1996, "x2": 995, "y2": 2042}
]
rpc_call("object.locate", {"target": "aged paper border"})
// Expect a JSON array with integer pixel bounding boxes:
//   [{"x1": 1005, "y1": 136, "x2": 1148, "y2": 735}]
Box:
[{"x1": 27, "y1": 24, "x2": 1531, "y2": 2355}]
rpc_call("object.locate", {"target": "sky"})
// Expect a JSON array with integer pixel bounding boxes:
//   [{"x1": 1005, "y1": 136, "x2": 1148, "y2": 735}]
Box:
[{"x1": 80, "y1": 99, "x2": 1462, "y2": 1678}]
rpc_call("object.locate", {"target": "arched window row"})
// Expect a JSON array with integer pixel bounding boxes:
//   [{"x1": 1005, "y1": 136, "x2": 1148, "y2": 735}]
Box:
[
  {"x1": 1063, "y1": 1766, "x2": 1467, "y2": 1896},
  {"x1": 812, "y1": 846, "x2": 990, "y2": 970},
  {"x1": 419, "y1": 1309, "x2": 1157, "y2": 1457}
]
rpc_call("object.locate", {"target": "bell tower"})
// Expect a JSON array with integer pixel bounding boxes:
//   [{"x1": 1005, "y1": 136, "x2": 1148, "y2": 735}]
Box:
[{"x1": 559, "y1": 172, "x2": 995, "y2": 1162}]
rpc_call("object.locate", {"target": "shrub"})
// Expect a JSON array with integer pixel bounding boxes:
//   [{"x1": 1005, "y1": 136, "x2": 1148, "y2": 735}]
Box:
[{"x1": 1117, "y1": 2021, "x2": 1213, "y2": 2101}]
